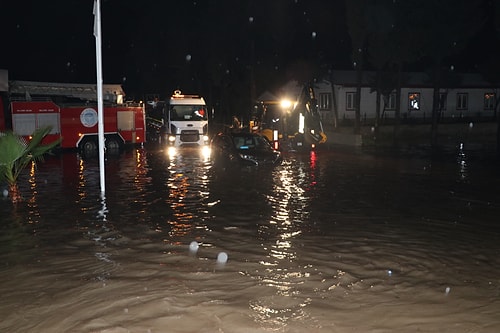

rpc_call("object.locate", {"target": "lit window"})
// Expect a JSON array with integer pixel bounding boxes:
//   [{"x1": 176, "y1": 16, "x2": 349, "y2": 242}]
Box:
[
  {"x1": 408, "y1": 93, "x2": 420, "y2": 110},
  {"x1": 484, "y1": 93, "x2": 495, "y2": 110},
  {"x1": 457, "y1": 93, "x2": 468, "y2": 110}
]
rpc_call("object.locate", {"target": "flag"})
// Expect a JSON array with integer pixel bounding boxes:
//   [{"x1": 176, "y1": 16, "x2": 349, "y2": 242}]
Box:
[{"x1": 93, "y1": 0, "x2": 99, "y2": 38}]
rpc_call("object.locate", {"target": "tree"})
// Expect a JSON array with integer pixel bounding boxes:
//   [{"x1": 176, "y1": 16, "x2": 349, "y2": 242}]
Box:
[
  {"x1": 0, "y1": 127, "x2": 60, "y2": 204},
  {"x1": 365, "y1": 1, "x2": 417, "y2": 144},
  {"x1": 363, "y1": 1, "x2": 486, "y2": 147},
  {"x1": 345, "y1": 0, "x2": 369, "y2": 134},
  {"x1": 483, "y1": 0, "x2": 500, "y2": 156},
  {"x1": 409, "y1": 1, "x2": 486, "y2": 147},
  {"x1": 364, "y1": 1, "x2": 396, "y2": 132}
]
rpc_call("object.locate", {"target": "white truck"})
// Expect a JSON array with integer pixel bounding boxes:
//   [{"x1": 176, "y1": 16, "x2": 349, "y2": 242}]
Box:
[{"x1": 161, "y1": 90, "x2": 210, "y2": 155}]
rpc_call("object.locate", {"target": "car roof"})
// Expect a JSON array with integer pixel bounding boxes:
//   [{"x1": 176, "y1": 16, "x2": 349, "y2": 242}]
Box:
[{"x1": 227, "y1": 132, "x2": 260, "y2": 137}]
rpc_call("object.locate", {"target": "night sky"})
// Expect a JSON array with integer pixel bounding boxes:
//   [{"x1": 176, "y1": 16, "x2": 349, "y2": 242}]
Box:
[
  {"x1": 1, "y1": 1, "x2": 348, "y2": 97},
  {"x1": 1, "y1": 0, "x2": 497, "y2": 103}
]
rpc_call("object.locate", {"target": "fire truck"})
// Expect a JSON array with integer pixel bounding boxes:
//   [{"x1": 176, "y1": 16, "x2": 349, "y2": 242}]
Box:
[{"x1": 0, "y1": 79, "x2": 146, "y2": 156}]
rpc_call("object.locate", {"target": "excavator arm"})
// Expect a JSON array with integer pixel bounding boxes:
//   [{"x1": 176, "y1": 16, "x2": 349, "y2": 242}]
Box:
[{"x1": 296, "y1": 83, "x2": 327, "y2": 145}]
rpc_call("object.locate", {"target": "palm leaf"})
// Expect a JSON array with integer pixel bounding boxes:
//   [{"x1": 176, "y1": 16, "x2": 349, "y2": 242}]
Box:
[
  {"x1": 0, "y1": 126, "x2": 61, "y2": 186},
  {"x1": 0, "y1": 132, "x2": 28, "y2": 183}
]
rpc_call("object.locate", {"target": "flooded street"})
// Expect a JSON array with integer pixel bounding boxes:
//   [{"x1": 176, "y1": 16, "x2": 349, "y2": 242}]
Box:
[{"x1": 1, "y1": 143, "x2": 500, "y2": 333}]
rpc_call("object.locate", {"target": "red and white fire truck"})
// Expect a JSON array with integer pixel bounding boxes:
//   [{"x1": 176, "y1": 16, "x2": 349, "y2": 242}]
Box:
[{"x1": 0, "y1": 79, "x2": 146, "y2": 155}]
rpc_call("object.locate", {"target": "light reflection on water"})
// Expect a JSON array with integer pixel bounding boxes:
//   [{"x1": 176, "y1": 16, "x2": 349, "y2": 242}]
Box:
[
  {"x1": 457, "y1": 142, "x2": 469, "y2": 182},
  {"x1": 1, "y1": 145, "x2": 500, "y2": 332},
  {"x1": 165, "y1": 151, "x2": 212, "y2": 240}
]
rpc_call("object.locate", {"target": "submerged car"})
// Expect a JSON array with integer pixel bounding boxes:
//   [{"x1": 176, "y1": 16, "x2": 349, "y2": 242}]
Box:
[{"x1": 211, "y1": 132, "x2": 282, "y2": 166}]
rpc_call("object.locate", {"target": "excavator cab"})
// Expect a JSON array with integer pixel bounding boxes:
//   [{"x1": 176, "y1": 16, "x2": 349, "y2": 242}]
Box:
[{"x1": 254, "y1": 82, "x2": 327, "y2": 151}]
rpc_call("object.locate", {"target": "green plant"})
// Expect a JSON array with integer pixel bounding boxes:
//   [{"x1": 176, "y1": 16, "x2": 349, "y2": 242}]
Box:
[{"x1": 0, "y1": 126, "x2": 61, "y2": 203}]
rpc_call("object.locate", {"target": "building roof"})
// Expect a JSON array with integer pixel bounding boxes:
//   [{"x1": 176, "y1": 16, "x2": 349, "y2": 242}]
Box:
[
  {"x1": 256, "y1": 90, "x2": 279, "y2": 102},
  {"x1": 330, "y1": 70, "x2": 494, "y2": 88},
  {"x1": 8, "y1": 80, "x2": 124, "y2": 102}
]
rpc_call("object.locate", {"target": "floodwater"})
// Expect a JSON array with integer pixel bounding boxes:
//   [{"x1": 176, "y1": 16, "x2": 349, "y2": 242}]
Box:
[{"x1": 1, "y1": 143, "x2": 499, "y2": 333}]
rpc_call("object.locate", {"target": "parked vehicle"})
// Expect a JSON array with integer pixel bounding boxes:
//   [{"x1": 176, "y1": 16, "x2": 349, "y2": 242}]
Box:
[
  {"x1": 211, "y1": 131, "x2": 282, "y2": 166},
  {"x1": 0, "y1": 80, "x2": 146, "y2": 156}
]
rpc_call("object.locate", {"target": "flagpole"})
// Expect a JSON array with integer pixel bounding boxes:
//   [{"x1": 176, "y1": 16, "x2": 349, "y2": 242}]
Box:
[{"x1": 94, "y1": 0, "x2": 105, "y2": 194}]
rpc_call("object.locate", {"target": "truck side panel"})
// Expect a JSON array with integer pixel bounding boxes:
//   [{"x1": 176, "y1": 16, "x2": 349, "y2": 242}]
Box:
[
  {"x1": 11, "y1": 101, "x2": 62, "y2": 145},
  {"x1": 117, "y1": 106, "x2": 145, "y2": 144},
  {"x1": 60, "y1": 106, "x2": 97, "y2": 148},
  {"x1": 61, "y1": 106, "x2": 146, "y2": 148}
]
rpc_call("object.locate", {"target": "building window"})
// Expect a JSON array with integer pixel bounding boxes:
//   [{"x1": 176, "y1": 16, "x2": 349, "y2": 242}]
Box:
[
  {"x1": 385, "y1": 92, "x2": 396, "y2": 110},
  {"x1": 346, "y1": 92, "x2": 357, "y2": 111},
  {"x1": 408, "y1": 92, "x2": 420, "y2": 110},
  {"x1": 457, "y1": 93, "x2": 468, "y2": 110},
  {"x1": 484, "y1": 93, "x2": 495, "y2": 110},
  {"x1": 319, "y1": 93, "x2": 332, "y2": 111},
  {"x1": 439, "y1": 93, "x2": 447, "y2": 110}
]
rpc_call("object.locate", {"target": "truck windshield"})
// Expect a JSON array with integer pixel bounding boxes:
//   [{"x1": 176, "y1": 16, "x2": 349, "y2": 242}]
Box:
[{"x1": 169, "y1": 105, "x2": 207, "y2": 121}]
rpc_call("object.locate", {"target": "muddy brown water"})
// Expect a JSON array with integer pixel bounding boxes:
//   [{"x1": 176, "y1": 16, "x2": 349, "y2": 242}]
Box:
[{"x1": 1, "y1": 143, "x2": 499, "y2": 332}]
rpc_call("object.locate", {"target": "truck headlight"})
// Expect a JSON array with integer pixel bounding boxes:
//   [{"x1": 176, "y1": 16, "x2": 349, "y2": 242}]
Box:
[
  {"x1": 201, "y1": 145, "x2": 211, "y2": 159},
  {"x1": 167, "y1": 146, "x2": 177, "y2": 157}
]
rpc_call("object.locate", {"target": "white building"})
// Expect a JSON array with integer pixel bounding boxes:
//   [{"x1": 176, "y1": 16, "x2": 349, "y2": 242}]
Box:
[{"x1": 262, "y1": 70, "x2": 499, "y2": 127}]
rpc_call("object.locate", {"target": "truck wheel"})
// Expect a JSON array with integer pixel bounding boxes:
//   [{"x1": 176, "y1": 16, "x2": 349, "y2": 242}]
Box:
[
  {"x1": 80, "y1": 138, "x2": 98, "y2": 157},
  {"x1": 105, "y1": 137, "x2": 122, "y2": 155},
  {"x1": 159, "y1": 126, "x2": 167, "y2": 145}
]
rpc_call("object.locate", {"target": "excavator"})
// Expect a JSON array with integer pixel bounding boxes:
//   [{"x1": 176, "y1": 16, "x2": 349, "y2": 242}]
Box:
[{"x1": 250, "y1": 82, "x2": 327, "y2": 151}]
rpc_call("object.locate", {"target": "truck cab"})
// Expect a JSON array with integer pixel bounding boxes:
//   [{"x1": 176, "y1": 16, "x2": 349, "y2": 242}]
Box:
[{"x1": 162, "y1": 90, "x2": 210, "y2": 154}]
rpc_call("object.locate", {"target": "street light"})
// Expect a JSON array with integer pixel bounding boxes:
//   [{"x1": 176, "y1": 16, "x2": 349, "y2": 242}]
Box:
[
  {"x1": 279, "y1": 99, "x2": 294, "y2": 146},
  {"x1": 280, "y1": 99, "x2": 292, "y2": 110}
]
